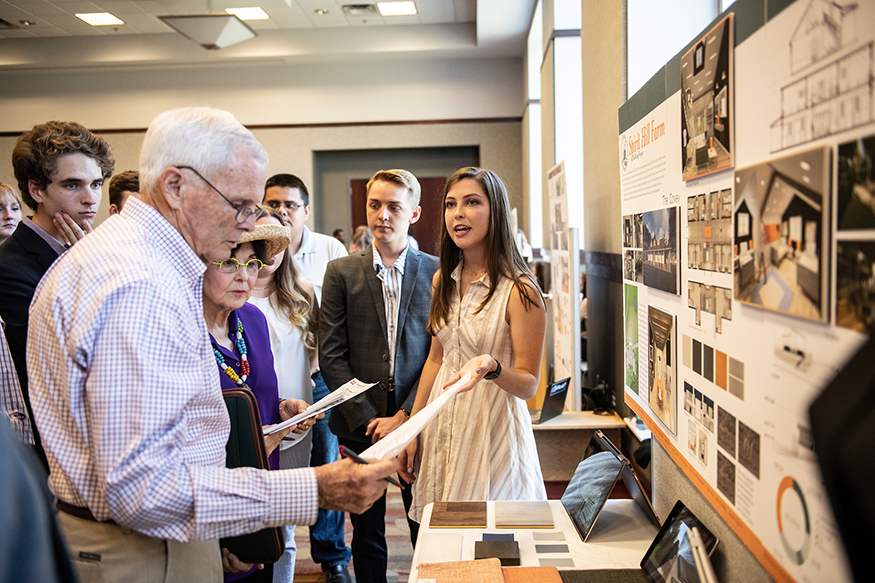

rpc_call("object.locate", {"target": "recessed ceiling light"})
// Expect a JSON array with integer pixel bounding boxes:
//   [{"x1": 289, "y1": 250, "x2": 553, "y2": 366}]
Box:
[
  {"x1": 19, "y1": 20, "x2": 35, "y2": 26},
  {"x1": 377, "y1": 2, "x2": 417, "y2": 16},
  {"x1": 75, "y1": 12, "x2": 124, "y2": 26},
  {"x1": 314, "y1": 8, "x2": 329, "y2": 15},
  {"x1": 225, "y1": 7, "x2": 269, "y2": 21}
]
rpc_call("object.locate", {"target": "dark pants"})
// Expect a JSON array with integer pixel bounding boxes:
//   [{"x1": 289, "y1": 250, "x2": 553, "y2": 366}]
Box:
[
  {"x1": 337, "y1": 437, "x2": 419, "y2": 583},
  {"x1": 308, "y1": 374, "x2": 352, "y2": 570}
]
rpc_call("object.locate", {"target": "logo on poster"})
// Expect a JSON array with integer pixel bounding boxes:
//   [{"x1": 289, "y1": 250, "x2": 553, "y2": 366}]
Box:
[{"x1": 621, "y1": 135, "x2": 629, "y2": 171}]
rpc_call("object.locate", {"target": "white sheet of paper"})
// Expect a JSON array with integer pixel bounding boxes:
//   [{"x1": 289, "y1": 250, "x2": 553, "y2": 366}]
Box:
[
  {"x1": 359, "y1": 373, "x2": 471, "y2": 459},
  {"x1": 264, "y1": 378, "x2": 376, "y2": 435}
]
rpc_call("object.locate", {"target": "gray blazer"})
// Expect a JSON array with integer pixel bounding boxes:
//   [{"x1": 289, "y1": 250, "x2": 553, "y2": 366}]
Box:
[{"x1": 319, "y1": 245, "x2": 439, "y2": 444}]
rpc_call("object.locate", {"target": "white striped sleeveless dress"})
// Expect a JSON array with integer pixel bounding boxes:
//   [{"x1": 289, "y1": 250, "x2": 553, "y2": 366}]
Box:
[{"x1": 409, "y1": 263, "x2": 546, "y2": 523}]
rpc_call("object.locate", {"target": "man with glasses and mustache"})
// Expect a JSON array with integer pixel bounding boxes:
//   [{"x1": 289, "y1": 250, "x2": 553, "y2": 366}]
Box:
[
  {"x1": 262, "y1": 174, "x2": 351, "y2": 583},
  {"x1": 26, "y1": 107, "x2": 394, "y2": 583}
]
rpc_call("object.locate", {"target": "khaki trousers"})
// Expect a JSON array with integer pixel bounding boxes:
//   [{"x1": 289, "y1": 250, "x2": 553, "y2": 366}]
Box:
[{"x1": 57, "y1": 511, "x2": 222, "y2": 583}]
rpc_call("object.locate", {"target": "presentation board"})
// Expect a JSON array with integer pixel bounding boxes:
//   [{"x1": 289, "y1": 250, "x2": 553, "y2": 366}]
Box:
[
  {"x1": 618, "y1": 2, "x2": 874, "y2": 583},
  {"x1": 548, "y1": 161, "x2": 582, "y2": 410}
]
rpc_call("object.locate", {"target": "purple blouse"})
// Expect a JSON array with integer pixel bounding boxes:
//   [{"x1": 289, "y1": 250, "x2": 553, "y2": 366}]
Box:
[
  {"x1": 211, "y1": 303, "x2": 281, "y2": 582},
  {"x1": 209, "y1": 302, "x2": 281, "y2": 471}
]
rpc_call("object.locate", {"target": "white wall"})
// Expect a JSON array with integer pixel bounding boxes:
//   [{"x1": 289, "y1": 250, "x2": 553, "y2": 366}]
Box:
[
  {"x1": 0, "y1": 57, "x2": 523, "y2": 132},
  {"x1": 626, "y1": 0, "x2": 718, "y2": 97},
  {"x1": 0, "y1": 54, "x2": 524, "y2": 231},
  {"x1": 0, "y1": 120, "x2": 522, "y2": 232}
]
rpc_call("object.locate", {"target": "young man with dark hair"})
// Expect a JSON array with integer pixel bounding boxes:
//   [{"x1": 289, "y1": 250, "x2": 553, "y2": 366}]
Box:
[
  {"x1": 0, "y1": 120, "x2": 115, "y2": 467},
  {"x1": 108, "y1": 169, "x2": 139, "y2": 215},
  {"x1": 263, "y1": 173, "x2": 347, "y2": 303},
  {"x1": 262, "y1": 173, "x2": 352, "y2": 583}
]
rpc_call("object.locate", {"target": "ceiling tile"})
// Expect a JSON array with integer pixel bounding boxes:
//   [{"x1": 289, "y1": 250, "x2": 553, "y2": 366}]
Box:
[
  {"x1": 243, "y1": 19, "x2": 279, "y2": 30},
  {"x1": 114, "y1": 11, "x2": 159, "y2": 25},
  {"x1": 345, "y1": 15, "x2": 384, "y2": 26},
  {"x1": 381, "y1": 14, "x2": 419, "y2": 26},
  {"x1": 0, "y1": 27, "x2": 38, "y2": 37},
  {"x1": 60, "y1": 22, "x2": 108, "y2": 34},
  {"x1": 129, "y1": 1, "x2": 165, "y2": 13},
  {"x1": 268, "y1": 6, "x2": 312, "y2": 28},
  {"x1": 1, "y1": 13, "x2": 51, "y2": 26},
  {"x1": 55, "y1": 2, "x2": 108, "y2": 15},
  {"x1": 13, "y1": 2, "x2": 68, "y2": 17},
  {"x1": 0, "y1": 4, "x2": 35, "y2": 20},
  {"x1": 89, "y1": 1, "x2": 145, "y2": 15},
  {"x1": 101, "y1": 24, "x2": 138, "y2": 33},
  {"x1": 123, "y1": 16, "x2": 170, "y2": 32},
  {"x1": 33, "y1": 12, "x2": 81, "y2": 25},
  {"x1": 295, "y1": 0, "x2": 334, "y2": 9},
  {"x1": 30, "y1": 25, "x2": 73, "y2": 36},
  {"x1": 302, "y1": 7, "x2": 347, "y2": 28}
]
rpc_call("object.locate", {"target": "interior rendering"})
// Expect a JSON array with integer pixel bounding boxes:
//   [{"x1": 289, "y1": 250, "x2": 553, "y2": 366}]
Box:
[
  {"x1": 733, "y1": 147, "x2": 829, "y2": 322},
  {"x1": 680, "y1": 14, "x2": 733, "y2": 180}
]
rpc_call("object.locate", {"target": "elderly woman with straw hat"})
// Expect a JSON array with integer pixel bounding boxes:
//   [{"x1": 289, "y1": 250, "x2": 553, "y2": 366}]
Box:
[
  {"x1": 202, "y1": 218, "x2": 316, "y2": 581},
  {"x1": 245, "y1": 207, "x2": 322, "y2": 583}
]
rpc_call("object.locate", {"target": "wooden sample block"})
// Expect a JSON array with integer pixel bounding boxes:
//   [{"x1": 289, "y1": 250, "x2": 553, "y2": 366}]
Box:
[
  {"x1": 474, "y1": 540, "x2": 521, "y2": 566},
  {"x1": 428, "y1": 501, "x2": 487, "y2": 528},
  {"x1": 494, "y1": 500, "x2": 554, "y2": 528}
]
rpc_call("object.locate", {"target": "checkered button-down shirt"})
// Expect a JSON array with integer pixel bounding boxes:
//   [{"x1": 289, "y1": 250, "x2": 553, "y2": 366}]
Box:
[
  {"x1": 27, "y1": 197, "x2": 317, "y2": 542},
  {"x1": 1, "y1": 316, "x2": 33, "y2": 445}
]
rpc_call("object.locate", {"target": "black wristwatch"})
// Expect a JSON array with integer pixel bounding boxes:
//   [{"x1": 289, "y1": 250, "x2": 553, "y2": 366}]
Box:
[{"x1": 484, "y1": 359, "x2": 502, "y2": 380}]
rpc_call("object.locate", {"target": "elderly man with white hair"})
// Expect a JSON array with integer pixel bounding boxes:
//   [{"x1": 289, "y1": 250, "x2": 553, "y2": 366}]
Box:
[{"x1": 27, "y1": 107, "x2": 394, "y2": 583}]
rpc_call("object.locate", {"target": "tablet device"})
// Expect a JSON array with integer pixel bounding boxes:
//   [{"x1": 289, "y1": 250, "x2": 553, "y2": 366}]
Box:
[
  {"x1": 530, "y1": 377, "x2": 570, "y2": 424},
  {"x1": 640, "y1": 500, "x2": 718, "y2": 583},
  {"x1": 591, "y1": 430, "x2": 661, "y2": 529},
  {"x1": 560, "y1": 446, "x2": 624, "y2": 542},
  {"x1": 561, "y1": 430, "x2": 660, "y2": 541}
]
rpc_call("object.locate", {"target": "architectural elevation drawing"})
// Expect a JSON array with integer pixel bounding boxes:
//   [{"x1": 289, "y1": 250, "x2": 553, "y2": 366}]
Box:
[{"x1": 771, "y1": 1, "x2": 873, "y2": 152}]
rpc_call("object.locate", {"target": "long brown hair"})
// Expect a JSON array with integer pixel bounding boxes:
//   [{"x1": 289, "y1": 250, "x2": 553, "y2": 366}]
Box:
[
  {"x1": 428, "y1": 167, "x2": 542, "y2": 334},
  {"x1": 258, "y1": 207, "x2": 317, "y2": 350}
]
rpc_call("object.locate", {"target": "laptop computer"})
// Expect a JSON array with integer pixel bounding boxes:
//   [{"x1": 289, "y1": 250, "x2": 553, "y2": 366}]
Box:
[
  {"x1": 561, "y1": 430, "x2": 660, "y2": 541},
  {"x1": 530, "y1": 377, "x2": 570, "y2": 424}
]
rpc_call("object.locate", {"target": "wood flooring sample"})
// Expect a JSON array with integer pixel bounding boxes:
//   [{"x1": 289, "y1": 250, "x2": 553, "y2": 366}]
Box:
[
  {"x1": 494, "y1": 500, "x2": 554, "y2": 528},
  {"x1": 418, "y1": 558, "x2": 503, "y2": 583},
  {"x1": 501, "y1": 566, "x2": 563, "y2": 583},
  {"x1": 428, "y1": 501, "x2": 487, "y2": 528}
]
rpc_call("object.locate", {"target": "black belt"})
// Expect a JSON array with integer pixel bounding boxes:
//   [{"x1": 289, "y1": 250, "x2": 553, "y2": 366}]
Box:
[{"x1": 57, "y1": 499, "x2": 114, "y2": 524}]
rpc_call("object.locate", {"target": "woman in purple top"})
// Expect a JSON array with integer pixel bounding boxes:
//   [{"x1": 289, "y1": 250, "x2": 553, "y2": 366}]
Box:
[{"x1": 203, "y1": 237, "x2": 313, "y2": 582}]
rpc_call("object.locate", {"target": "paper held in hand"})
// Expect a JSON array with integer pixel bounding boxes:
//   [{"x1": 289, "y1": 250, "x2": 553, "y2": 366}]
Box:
[
  {"x1": 359, "y1": 373, "x2": 471, "y2": 460},
  {"x1": 263, "y1": 378, "x2": 376, "y2": 436}
]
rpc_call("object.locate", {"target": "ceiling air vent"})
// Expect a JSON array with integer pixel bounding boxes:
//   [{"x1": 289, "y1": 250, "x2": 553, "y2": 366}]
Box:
[
  {"x1": 341, "y1": 4, "x2": 380, "y2": 17},
  {"x1": 0, "y1": 18, "x2": 20, "y2": 30}
]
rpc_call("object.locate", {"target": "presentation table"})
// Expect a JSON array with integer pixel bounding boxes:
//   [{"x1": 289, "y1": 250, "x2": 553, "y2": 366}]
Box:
[
  {"x1": 532, "y1": 411, "x2": 626, "y2": 481},
  {"x1": 410, "y1": 499, "x2": 659, "y2": 581}
]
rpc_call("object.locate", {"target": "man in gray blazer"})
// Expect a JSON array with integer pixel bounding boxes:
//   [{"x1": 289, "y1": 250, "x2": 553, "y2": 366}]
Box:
[{"x1": 320, "y1": 169, "x2": 439, "y2": 583}]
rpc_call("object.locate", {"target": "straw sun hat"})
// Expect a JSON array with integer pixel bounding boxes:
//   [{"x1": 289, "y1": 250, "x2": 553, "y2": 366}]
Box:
[{"x1": 239, "y1": 223, "x2": 292, "y2": 260}]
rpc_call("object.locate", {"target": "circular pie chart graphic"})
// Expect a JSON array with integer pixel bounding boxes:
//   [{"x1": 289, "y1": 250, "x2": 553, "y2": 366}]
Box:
[{"x1": 776, "y1": 476, "x2": 810, "y2": 565}]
